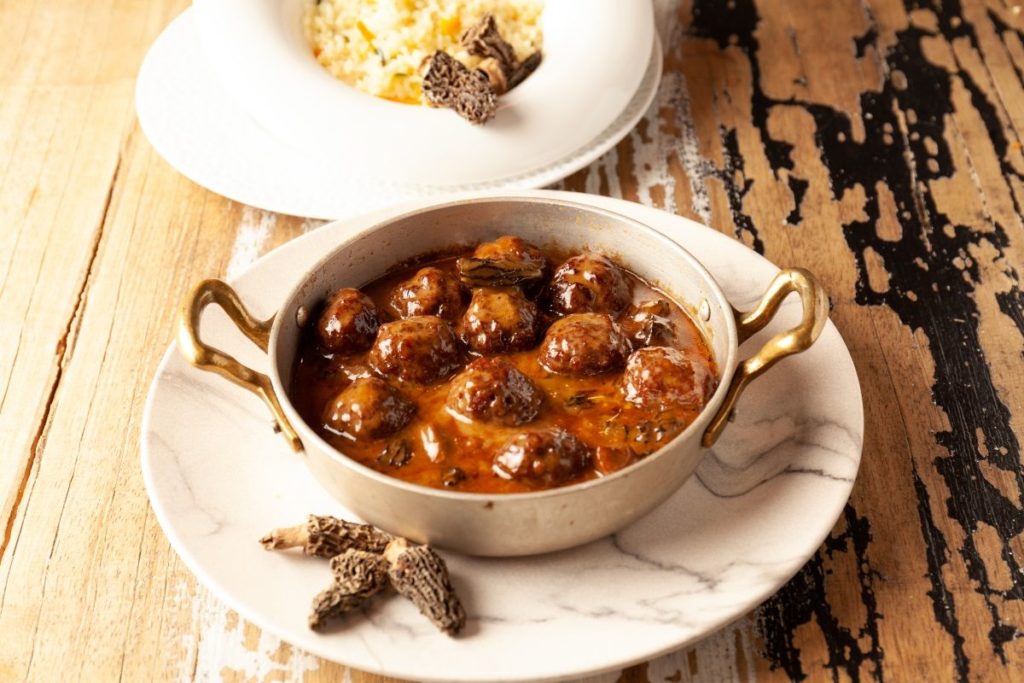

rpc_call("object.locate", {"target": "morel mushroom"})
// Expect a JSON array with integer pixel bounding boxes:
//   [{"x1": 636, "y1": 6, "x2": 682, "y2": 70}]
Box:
[
  {"x1": 421, "y1": 49, "x2": 460, "y2": 107},
  {"x1": 384, "y1": 537, "x2": 467, "y2": 635},
  {"x1": 460, "y1": 14, "x2": 517, "y2": 78},
  {"x1": 259, "y1": 514, "x2": 393, "y2": 558},
  {"x1": 460, "y1": 14, "x2": 542, "y2": 91},
  {"x1": 422, "y1": 50, "x2": 497, "y2": 125},
  {"x1": 457, "y1": 256, "x2": 545, "y2": 288},
  {"x1": 262, "y1": 517, "x2": 466, "y2": 636},
  {"x1": 309, "y1": 550, "x2": 390, "y2": 630}
]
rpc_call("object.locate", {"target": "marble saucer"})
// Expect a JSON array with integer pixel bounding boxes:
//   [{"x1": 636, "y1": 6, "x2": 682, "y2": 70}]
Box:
[
  {"x1": 141, "y1": 191, "x2": 863, "y2": 682},
  {"x1": 135, "y1": 10, "x2": 662, "y2": 220}
]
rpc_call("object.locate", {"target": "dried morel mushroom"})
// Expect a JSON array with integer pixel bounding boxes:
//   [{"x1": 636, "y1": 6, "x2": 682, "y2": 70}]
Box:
[
  {"x1": 309, "y1": 550, "x2": 390, "y2": 630},
  {"x1": 421, "y1": 50, "x2": 460, "y2": 108},
  {"x1": 451, "y1": 68, "x2": 498, "y2": 125},
  {"x1": 460, "y1": 14, "x2": 517, "y2": 78},
  {"x1": 262, "y1": 517, "x2": 466, "y2": 636},
  {"x1": 460, "y1": 13, "x2": 542, "y2": 92},
  {"x1": 423, "y1": 50, "x2": 497, "y2": 125},
  {"x1": 259, "y1": 514, "x2": 393, "y2": 558},
  {"x1": 422, "y1": 17, "x2": 541, "y2": 124},
  {"x1": 384, "y1": 538, "x2": 467, "y2": 635}
]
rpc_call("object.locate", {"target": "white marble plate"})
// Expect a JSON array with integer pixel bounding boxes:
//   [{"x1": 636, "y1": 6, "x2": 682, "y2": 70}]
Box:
[
  {"x1": 141, "y1": 191, "x2": 862, "y2": 682},
  {"x1": 191, "y1": 0, "x2": 653, "y2": 186},
  {"x1": 135, "y1": 9, "x2": 662, "y2": 220}
]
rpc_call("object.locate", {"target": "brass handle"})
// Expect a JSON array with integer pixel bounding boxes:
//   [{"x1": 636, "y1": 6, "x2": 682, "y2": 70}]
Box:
[
  {"x1": 177, "y1": 279, "x2": 302, "y2": 452},
  {"x1": 702, "y1": 268, "x2": 829, "y2": 447}
]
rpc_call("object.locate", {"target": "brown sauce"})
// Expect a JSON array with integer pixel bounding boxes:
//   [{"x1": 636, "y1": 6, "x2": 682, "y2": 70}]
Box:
[{"x1": 289, "y1": 240, "x2": 717, "y2": 494}]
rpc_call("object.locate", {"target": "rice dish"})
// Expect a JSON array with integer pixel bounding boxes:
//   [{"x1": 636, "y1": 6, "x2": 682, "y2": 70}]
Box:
[{"x1": 304, "y1": 0, "x2": 544, "y2": 104}]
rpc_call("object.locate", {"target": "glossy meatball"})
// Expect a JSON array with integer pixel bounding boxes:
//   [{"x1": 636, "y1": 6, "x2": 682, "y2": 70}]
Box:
[
  {"x1": 457, "y1": 287, "x2": 540, "y2": 354},
  {"x1": 446, "y1": 357, "x2": 543, "y2": 426},
  {"x1": 388, "y1": 266, "x2": 463, "y2": 320},
  {"x1": 322, "y1": 377, "x2": 415, "y2": 440},
  {"x1": 369, "y1": 316, "x2": 462, "y2": 383},
  {"x1": 316, "y1": 288, "x2": 380, "y2": 353},
  {"x1": 492, "y1": 428, "x2": 591, "y2": 487},
  {"x1": 538, "y1": 313, "x2": 631, "y2": 376},
  {"x1": 545, "y1": 254, "x2": 631, "y2": 315},
  {"x1": 621, "y1": 347, "x2": 715, "y2": 410}
]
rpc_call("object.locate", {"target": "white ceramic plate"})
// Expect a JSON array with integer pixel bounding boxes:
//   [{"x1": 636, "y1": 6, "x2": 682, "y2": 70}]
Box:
[
  {"x1": 136, "y1": 9, "x2": 662, "y2": 220},
  {"x1": 191, "y1": 0, "x2": 653, "y2": 187},
  {"x1": 141, "y1": 191, "x2": 863, "y2": 682}
]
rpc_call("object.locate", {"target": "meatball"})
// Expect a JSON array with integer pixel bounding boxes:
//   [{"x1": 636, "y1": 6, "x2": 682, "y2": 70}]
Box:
[
  {"x1": 545, "y1": 253, "x2": 631, "y2": 315},
  {"x1": 316, "y1": 288, "x2": 380, "y2": 353},
  {"x1": 620, "y1": 347, "x2": 715, "y2": 410},
  {"x1": 388, "y1": 266, "x2": 463, "y2": 320},
  {"x1": 538, "y1": 313, "x2": 631, "y2": 376},
  {"x1": 456, "y1": 287, "x2": 540, "y2": 354},
  {"x1": 446, "y1": 357, "x2": 543, "y2": 426},
  {"x1": 492, "y1": 428, "x2": 591, "y2": 487},
  {"x1": 369, "y1": 316, "x2": 462, "y2": 383},
  {"x1": 322, "y1": 377, "x2": 415, "y2": 440}
]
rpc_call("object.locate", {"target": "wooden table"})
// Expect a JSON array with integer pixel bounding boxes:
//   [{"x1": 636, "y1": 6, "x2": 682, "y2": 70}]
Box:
[{"x1": 3, "y1": 0, "x2": 1023, "y2": 680}]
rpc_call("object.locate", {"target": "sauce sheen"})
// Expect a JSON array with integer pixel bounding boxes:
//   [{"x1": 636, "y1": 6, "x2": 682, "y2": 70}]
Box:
[{"x1": 289, "y1": 244, "x2": 717, "y2": 494}]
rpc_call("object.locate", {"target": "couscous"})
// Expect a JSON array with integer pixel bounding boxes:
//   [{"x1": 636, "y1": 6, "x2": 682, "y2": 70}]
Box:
[{"x1": 304, "y1": 0, "x2": 543, "y2": 105}]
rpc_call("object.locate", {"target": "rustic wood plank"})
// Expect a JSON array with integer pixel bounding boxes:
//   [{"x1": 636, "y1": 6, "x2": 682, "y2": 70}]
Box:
[
  {"x1": 0, "y1": 12, "x2": 198, "y2": 679},
  {"x1": 657, "y1": 1, "x2": 1024, "y2": 680},
  {"x1": 0, "y1": 0, "x2": 159, "y2": 559}
]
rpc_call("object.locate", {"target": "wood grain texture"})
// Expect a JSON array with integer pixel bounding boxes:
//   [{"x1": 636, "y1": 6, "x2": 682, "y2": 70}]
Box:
[{"x1": 2, "y1": 0, "x2": 1023, "y2": 680}]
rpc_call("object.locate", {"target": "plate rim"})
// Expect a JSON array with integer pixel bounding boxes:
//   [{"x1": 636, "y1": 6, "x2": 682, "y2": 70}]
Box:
[
  {"x1": 141, "y1": 189, "x2": 863, "y2": 682},
  {"x1": 134, "y1": 7, "x2": 664, "y2": 219},
  {"x1": 189, "y1": 0, "x2": 654, "y2": 187}
]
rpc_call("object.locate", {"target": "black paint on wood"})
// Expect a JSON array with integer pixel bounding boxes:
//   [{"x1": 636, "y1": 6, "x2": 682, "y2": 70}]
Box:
[
  {"x1": 686, "y1": 0, "x2": 1024, "y2": 679},
  {"x1": 784, "y1": 176, "x2": 808, "y2": 226},
  {"x1": 753, "y1": 505, "x2": 884, "y2": 682},
  {"x1": 720, "y1": 128, "x2": 765, "y2": 253}
]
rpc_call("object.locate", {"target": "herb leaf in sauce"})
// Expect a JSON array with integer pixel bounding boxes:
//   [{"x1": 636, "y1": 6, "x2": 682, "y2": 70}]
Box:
[{"x1": 565, "y1": 390, "x2": 596, "y2": 408}]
